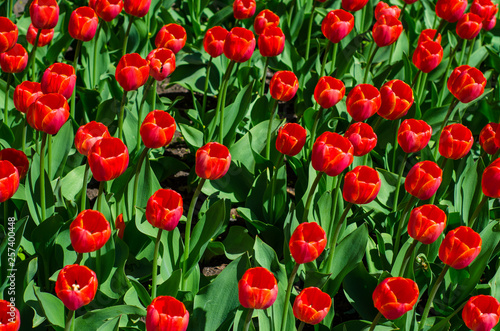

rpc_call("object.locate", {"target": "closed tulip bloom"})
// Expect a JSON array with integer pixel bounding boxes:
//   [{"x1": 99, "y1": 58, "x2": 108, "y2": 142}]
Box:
[
  {"x1": 456, "y1": 13, "x2": 483, "y2": 40},
  {"x1": 275, "y1": 123, "x2": 307, "y2": 156},
  {"x1": 312, "y1": 132, "x2": 354, "y2": 176},
  {"x1": 342, "y1": 0, "x2": 369, "y2": 12},
  {"x1": 314, "y1": 76, "x2": 346, "y2": 109},
  {"x1": 195, "y1": 142, "x2": 231, "y2": 180},
  {"x1": 343, "y1": 166, "x2": 381, "y2": 204},
  {"x1": 479, "y1": 123, "x2": 499, "y2": 155},
  {"x1": 293, "y1": 287, "x2": 331, "y2": 325},
  {"x1": 146, "y1": 189, "x2": 183, "y2": 231},
  {"x1": 0, "y1": 161, "x2": 19, "y2": 203},
  {"x1": 372, "y1": 277, "x2": 419, "y2": 320},
  {"x1": 321, "y1": 10, "x2": 355, "y2": 43},
  {"x1": 0, "y1": 44, "x2": 28, "y2": 74},
  {"x1": 223, "y1": 27, "x2": 256, "y2": 63},
  {"x1": 238, "y1": 267, "x2": 278, "y2": 309},
  {"x1": 447, "y1": 65, "x2": 486, "y2": 103},
  {"x1": 115, "y1": 53, "x2": 149, "y2": 91},
  {"x1": 412, "y1": 41, "x2": 443, "y2": 73},
  {"x1": 115, "y1": 214, "x2": 125, "y2": 239},
  {"x1": 74, "y1": 121, "x2": 111, "y2": 156},
  {"x1": 146, "y1": 296, "x2": 189, "y2": 331},
  {"x1": 55, "y1": 264, "x2": 98, "y2": 311},
  {"x1": 140, "y1": 110, "x2": 176, "y2": 149},
  {"x1": 397, "y1": 119, "x2": 432, "y2": 153},
  {"x1": 124, "y1": 0, "x2": 150, "y2": 17},
  {"x1": 26, "y1": 24, "x2": 54, "y2": 47},
  {"x1": 0, "y1": 149, "x2": 29, "y2": 180},
  {"x1": 408, "y1": 205, "x2": 447, "y2": 244},
  {"x1": 41, "y1": 63, "x2": 76, "y2": 100},
  {"x1": 0, "y1": 299, "x2": 20, "y2": 331},
  {"x1": 233, "y1": 0, "x2": 256, "y2": 19},
  {"x1": 436, "y1": 0, "x2": 467, "y2": 22},
  {"x1": 203, "y1": 26, "x2": 228, "y2": 58},
  {"x1": 95, "y1": 0, "x2": 123, "y2": 21},
  {"x1": 471, "y1": 0, "x2": 498, "y2": 30},
  {"x1": 482, "y1": 158, "x2": 500, "y2": 198},
  {"x1": 439, "y1": 123, "x2": 473, "y2": 160},
  {"x1": 0, "y1": 17, "x2": 18, "y2": 53},
  {"x1": 462, "y1": 295, "x2": 500, "y2": 331},
  {"x1": 13, "y1": 81, "x2": 43, "y2": 114},
  {"x1": 418, "y1": 29, "x2": 442, "y2": 44},
  {"x1": 258, "y1": 26, "x2": 285, "y2": 57},
  {"x1": 373, "y1": 15, "x2": 403, "y2": 47},
  {"x1": 254, "y1": 9, "x2": 280, "y2": 35},
  {"x1": 270, "y1": 71, "x2": 299, "y2": 101},
  {"x1": 375, "y1": 2, "x2": 401, "y2": 19},
  {"x1": 405, "y1": 161, "x2": 442, "y2": 200},
  {"x1": 68, "y1": 7, "x2": 99, "y2": 42},
  {"x1": 70, "y1": 210, "x2": 111, "y2": 253},
  {"x1": 88, "y1": 137, "x2": 129, "y2": 181},
  {"x1": 27, "y1": 93, "x2": 70, "y2": 135},
  {"x1": 147, "y1": 48, "x2": 176, "y2": 81},
  {"x1": 439, "y1": 226, "x2": 482, "y2": 269},
  {"x1": 155, "y1": 24, "x2": 187, "y2": 54},
  {"x1": 344, "y1": 122, "x2": 377, "y2": 156},
  {"x1": 30, "y1": 0, "x2": 59, "y2": 29},
  {"x1": 289, "y1": 222, "x2": 327, "y2": 264},
  {"x1": 346, "y1": 84, "x2": 381, "y2": 122},
  {"x1": 378, "y1": 79, "x2": 413, "y2": 120}
]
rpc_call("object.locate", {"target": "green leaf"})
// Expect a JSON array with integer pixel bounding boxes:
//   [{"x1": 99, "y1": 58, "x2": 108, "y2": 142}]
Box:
[
  {"x1": 34, "y1": 287, "x2": 65, "y2": 328},
  {"x1": 157, "y1": 269, "x2": 182, "y2": 298},
  {"x1": 74, "y1": 305, "x2": 146, "y2": 329},
  {"x1": 61, "y1": 165, "x2": 85, "y2": 202},
  {"x1": 50, "y1": 121, "x2": 73, "y2": 179},
  {"x1": 127, "y1": 276, "x2": 151, "y2": 308},
  {"x1": 179, "y1": 123, "x2": 204, "y2": 150},
  {"x1": 222, "y1": 226, "x2": 255, "y2": 260}
]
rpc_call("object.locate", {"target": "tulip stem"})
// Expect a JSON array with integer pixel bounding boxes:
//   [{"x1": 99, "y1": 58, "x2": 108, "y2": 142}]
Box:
[
  {"x1": 305, "y1": 0, "x2": 317, "y2": 61},
  {"x1": 65, "y1": 309, "x2": 75, "y2": 331},
  {"x1": 391, "y1": 119, "x2": 401, "y2": 173},
  {"x1": 297, "y1": 321, "x2": 306, "y2": 331},
  {"x1": 437, "y1": 44, "x2": 458, "y2": 107},
  {"x1": 96, "y1": 180, "x2": 105, "y2": 213},
  {"x1": 269, "y1": 154, "x2": 284, "y2": 224},
  {"x1": 466, "y1": 38, "x2": 475, "y2": 65},
  {"x1": 411, "y1": 71, "x2": 421, "y2": 89},
  {"x1": 319, "y1": 42, "x2": 332, "y2": 78},
  {"x1": 302, "y1": 171, "x2": 324, "y2": 223},
  {"x1": 75, "y1": 253, "x2": 83, "y2": 265},
  {"x1": 40, "y1": 133, "x2": 47, "y2": 222},
  {"x1": 4, "y1": 73, "x2": 11, "y2": 126},
  {"x1": 393, "y1": 195, "x2": 416, "y2": 261},
  {"x1": 47, "y1": 136, "x2": 52, "y2": 179},
  {"x1": 389, "y1": 43, "x2": 395, "y2": 65},
  {"x1": 326, "y1": 175, "x2": 341, "y2": 240},
  {"x1": 419, "y1": 264, "x2": 450, "y2": 330},
  {"x1": 80, "y1": 160, "x2": 90, "y2": 212},
  {"x1": 118, "y1": 91, "x2": 129, "y2": 140},
  {"x1": 469, "y1": 195, "x2": 488, "y2": 230},
  {"x1": 122, "y1": 16, "x2": 135, "y2": 56},
  {"x1": 363, "y1": 44, "x2": 379, "y2": 84},
  {"x1": 309, "y1": 107, "x2": 324, "y2": 156},
  {"x1": 433, "y1": 99, "x2": 459, "y2": 160},
  {"x1": 265, "y1": 99, "x2": 279, "y2": 159},
  {"x1": 458, "y1": 39, "x2": 468, "y2": 67},
  {"x1": 368, "y1": 312, "x2": 382, "y2": 331},
  {"x1": 260, "y1": 57, "x2": 269, "y2": 96},
  {"x1": 393, "y1": 153, "x2": 408, "y2": 212},
  {"x1": 324, "y1": 202, "x2": 353, "y2": 273},
  {"x1": 22, "y1": 117, "x2": 27, "y2": 153},
  {"x1": 330, "y1": 42, "x2": 338, "y2": 74},
  {"x1": 136, "y1": 78, "x2": 154, "y2": 150},
  {"x1": 218, "y1": 61, "x2": 236, "y2": 144},
  {"x1": 93, "y1": 21, "x2": 102, "y2": 89},
  {"x1": 132, "y1": 147, "x2": 149, "y2": 214},
  {"x1": 399, "y1": 239, "x2": 418, "y2": 276},
  {"x1": 30, "y1": 29, "x2": 42, "y2": 81},
  {"x1": 201, "y1": 56, "x2": 213, "y2": 121},
  {"x1": 243, "y1": 308, "x2": 254, "y2": 331},
  {"x1": 70, "y1": 40, "x2": 82, "y2": 120},
  {"x1": 151, "y1": 228, "x2": 163, "y2": 299},
  {"x1": 281, "y1": 262, "x2": 299, "y2": 331}
]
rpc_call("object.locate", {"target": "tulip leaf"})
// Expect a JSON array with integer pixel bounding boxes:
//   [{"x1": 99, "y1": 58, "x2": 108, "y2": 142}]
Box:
[
  {"x1": 49, "y1": 121, "x2": 73, "y2": 179},
  {"x1": 127, "y1": 276, "x2": 151, "y2": 308},
  {"x1": 157, "y1": 269, "x2": 182, "y2": 298},
  {"x1": 331, "y1": 320, "x2": 394, "y2": 330},
  {"x1": 179, "y1": 123, "x2": 204, "y2": 150},
  {"x1": 25, "y1": 154, "x2": 56, "y2": 225},
  {"x1": 343, "y1": 263, "x2": 379, "y2": 321},
  {"x1": 74, "y1": 305, "x2": 146, "y2": 329},
  {"x1": 34, "y1": 287, "x2": 64, "y2": 328},
  {"x1": 222, "y1": 80, "x2": 254, "y2": 147},
  {"x1": 60, "y1": 165, "x2": 86, "y2": 203},
  {"x1": 222, "y1": 226, "x2": 255, "y2": 260}
]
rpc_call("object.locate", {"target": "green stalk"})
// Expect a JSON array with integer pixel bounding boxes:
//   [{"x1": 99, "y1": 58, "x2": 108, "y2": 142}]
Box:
[
  {"x1": 324, "y1": 202, "x2": 353, "y2": 273},
  {"x1": 363, "y1": 44, "x2": 379, "y2": 84},
  {"x1": 269, "y1": 154, "x2": 284, "y2": 224},
  {"x1": 65, "y1": 309, "x2": 75, "y2": 331},
  {"x1": 393, "y1": 153, "x2": 408, "y2": 212},
  {"x1": 301, "y1": 171, "x2": 324, "y2": 223},
  {"x1": 80, "y1": 160, "x2": 90, "y2": 211},
  {"x1": 118, "y1": 91, "x2": 129, "y2": 140},
  {"x1": 391, "y1": 119, "x2": 401, "y2": 172},
  {"x1": 368, "y1": 312, "x2": 382, "y2": 331},
  {"x1": 305, "y1": 0, "x2": 317, "y2": 60},
  {"x1": 96, "y1": 180, "x2": 105, "y2": 212},
  {"x1": 398, "y1": 239, "x2": 418, "y2": 276},
  {"x1": 95, "y1": 180, "x2": 105, "y2": 282},
  {"x1": 468, "y1": 195, "x2": 488, "y2": 229},
  {"x1": 393, "y1": 196, "x2": 416, "y2": 261},
  {"x1": 418, "y1": 265, "x2": 450, "y2": 330},
  {"x1": 4, "y1": 73, "x2": 11, "y2": 126},
  {"x1": 30, "y1": 29, "x2": 42, "y2": 81},
  {"x1": 458, "y1": 39, "x2": 467, "y2": 66},
  {"x1": 465, "y1": 38, "x2": 475, "y2": 65},
  {"x1": 433, "y1": 99, "x2": 459, "y2": 160},
  {"x1": 201, "y1": 56, "x2": 213, "y2": 120},
  {"x1": 70, "y1": 40, "x2": 82, "y2": 119},
  {"x1": 40, "y1": 133, "x2": 47, "y2": 222},
  {"x1": 75, "y1": 252, "x2": 83, "y2": 265},
  {"x1": 243, "y1": 308, "x2": 254, "y2": 331},
  {"x1": 47, "y1": 136, "x2": 52, "y2": 179},
  {"x1": 330, "y1": 42, "x2": 338, "y2": 74},
  {"x1": 309, "y1": 107, "x2": 323, "y2": 157},
  {"x1": 265, "y1": 99, "x2": 279, "y2": 159},
  {"x1": 411, "y1": 70, "x2": 421, "y2": 89},
  {"x1": 298, "y1": 321, "x2": 306, "y2": 331},
  {"x1": 132, "y1": 147, "x2": 149, "y2": 214},
  {"x1": 93, "y1": 21, "x2": 103, "y2": 89},
  {"x1": 319, "y1": 42, "x2": 332, "y2": 78},
  {"x1": 122, "y1": 16, "x2": 135, "y2": 56},
  {"x1": 260, "y1": 57, "x2": 269, "y2": 96},
  {"x1": 22, "y1": 118, "x2": 27, "y2": 153},
  {"x1": 218, "y1": 61, "x2": 236, "y2": 144},
  {"x1": 151, "y1": 228, "x2": 163, "y2": 299},
  {"x1": 326, "y1": 175, "x2": 341, "y2": 241},
  {"x1": 389, "y1": 43, "x2": 395, "y2": 65},
  {"x1": 417, "y1": 73, "x2": 428, "y2": 105},
  {"x1": 281, "y1": 263, "x2": 299, "y2": 330},
  {"x1": 401, "y1": 2, "x2": 408, "y2": 14},
  {"x1": 136, "y1": 78, "x2": 154, "y2": 150}
]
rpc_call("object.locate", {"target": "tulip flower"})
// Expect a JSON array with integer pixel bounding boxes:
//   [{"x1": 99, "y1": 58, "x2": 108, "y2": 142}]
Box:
[
  {"x1": 13, "y1": 81, "x2": 43, "y2": 114},
  {"x1": 146, "y1": 296, "x2": 190, "y2": 331},
  {"x1": 115, "y1": 214, "x2": 125, "y2": 239},
  {"x1": 0, "y1": 149, "x2": 29, "y2": 180},
  {"x1": 55, "y1": 264, "x2": 98, "y2": 310},
  {"x1": 372, "y1": 277, "x2": 419, "y2": 319},
  {"x1": 254, "y1": 9, "x2": 279, "y2": 35},
  {"x1": 124, "y1": 0, "x2": 150, "y2": 17},
  {"x1": 405, "y1": 161, "x2": 442, "y2": 200},
  {"x1": 70, "y1": 210, "x2": 111, "y2": 253},
  {"x1": 373, "y1": 15, "x2": 403, "y2": 47},
  {"x1": 195, "y1": 142, "x2": 231, "y2": 180},
  {"x1": 482, "y1": 158, "x2": 500, "y2": 198},
  {"x1": 146, "y1": 189, "x2": 183, "y2": 231},
  {"x1": 258, "y1": 27, "x2": 285, "y2": 57},
  {"x1": 342, "y1": 0, "x2": 369, "y2": 12},
  {"x1": 238, "y1": 267, "x2": 278, "y2": 309},
  {"x1": 344, "y1": 122, "x2": 377, "y2": 156},
  {"x1": 0, "y1": 44, "x2": 28, "y2": 74},
  {"x1": 375, "y1": 2, "x2": 401, "y2": 19},
  {"x1": 140, "y1": 110, "x2": 176, "y2": 149},
  {"x1": 293, "y1": 287, "x2": 331, "y2": 325},
  {"x1": 0, "y1": 17, "x2": 18, "y2": 53},
  {"x1": 155, "y1": 24, "x2": 187, "y2": 54},
  {"x1": 30, "y1": 0, "x2": 59, "y2": 29},
  {"x1": 436, "y1": 0, "x2": 467, "y2": 22},
  {"x1": 233, "y1": 0, "x2": 256, "y2": 19},
  {"x1": 275, "y1": 123, "x2": 307, "y2": 156},
  {"x1": 115, "y1": 53, "x2": 149, "y2": 91},
  {"x1": 378, "y1": 79, "x2": 414, "y2": 120},
  {"x1": 439, "y1": 123, "x2": 473, "y2": 160},
  {"x1": 223, "y1": 27, "x2": 256, "y2": 63},
  {"x1": 26, "y1": 24, "x2": 54, "y2": 47},
  {"x1": 27, "y1": 93, "x2": 70, "y2": 135},
  {"x1": 462, "y1": 295, "x2": 500, "y2": 331},
  {"x1": 471, "y1": 0, "x2": 498, "y2": 31},
  {"x1": 439, "y1": 226, "x2": 482, "y2": 269},
  {"x1": 289, "y1": 222, "x2": 327, "y2": 264},
  {"x1": 314, "y1": 76, "x2": 346, "y2": 109},
  {"x1": 203, "y1": 26, "x2": 228, "y2": 58},
  {"x1": 412, "y1": 41, "x2": 443, "y2": 73},
  {"x1": 479, "y1": 123, "x2": 499, "y2": 155},
  {"x1": 447, "y1": 65, "x2": 486, "y2": 103},
  {"x1": 270, "y1": 71, "x2": 299, "y2": 102},
  {"x1": 88, "y1": 137, "x2": 129, "y2": 181},
  {"x1": 94, "y1": 0, "x2": 124, "y2": 21},
  {"x1": 456, "y1": 13, "x2": 483, "y2": 40},
  {"x1": 41, "y1": 63, "x2": 76, "y2": 100},
  {"x1": 0, "y1": 299, "x2": 20, "y2": 331},
  {"x1": 74, "y1": 121, "x2": 111, "y2": 157},
  {"x1": 346, "y1": 84, "x2": 381, "y2": 122},
  {"x1": 147, "y1": 48, "x2": 176, "y2": 81},
  {"x1": 321, "y1": 10, "x2": 355, "y2": 44},
  {"x1": 312, "y1": 132, "x2": 354, "y2": 177},
  {"x1": 0, "y1": 160, "x2": 20, "y2": 203},
  {"x1": 397, "y1": 119, "x2": 432, "y2": 153},
  {"x1": 68, "y1": 7, "x2": 99, "y2": 42},
  {"x1": 343, "y1": 166, "x2": 381, "y2": 204},
  {"x1": 418, "y1": 29, "x2": 442, "y2": 44},
  {"x1": 408, "y1": 204, "x2": 447, "y2": 244}
]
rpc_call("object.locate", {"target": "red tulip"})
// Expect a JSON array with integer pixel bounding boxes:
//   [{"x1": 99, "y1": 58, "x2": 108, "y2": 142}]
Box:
[
  {"x1": 289, "y1": 222, "x2": 327, "y2": 264},
  {"x1": 254, "y1": 9, "x2": 280, "y2": 35},
  {"x1": 321, "y1": 10, "x2": 355, "y2": 43},
  {"x1": 439, "y1": 226, "x2": 482, "y2": 269},
  {"x1": 462, "y1": 295, "x2": 500, "y2": 331},
  {"x1": 312, "y1": 132, "x2": 354, "y2": 177},
  {"x1": 408, "y1": 205, "x2": 447, "y2": 244},
  {"x1": 155, "y1": 24, "x2": 187, "y2": 54},
  {"x1": 88, "y1": 137, "x2": 129, "y2": 181},
  {"x1": 89, "y1": 0, "x2": 97, "y2": 8},
  {"x1": 26, "y1": 24, "x2": 54, "y2": 47},
  {"x1": 70, "y1": 210, "x2": 111, "y2": 253},
  {"x1": 115, "y1": 53, "x2": 149, "y2": 91},
  {"x1": 479, "y1": 123, "x2": 499, "y2": 155},
  {"x1": 343, "y1": 166, "x2": 381, "y2": 204},
  {"x1": 124, "y1": 0, "x2": 150, "y2": 17},
  {"x1": 13, "y1": 81, "x2": 43, "y2": 115},
  {"x1": 375, "y1": 2, "x2": 401, "y2": 19},
  {"x1": 447, "y1": 65, "x2": 486, "y2": 103},
  {"x1": 30, "y1": 0, "x2": 59, "y2": 29},
  {"x1": 0, "y1": 160, "x2": 19, "y2": 203},
  {"x1": 270, "y1": 71, "x2": 299, "y2": 101},
  {"x1": 146, "y1": 296, "x2": 189, "y2": 331},
  {"x1": 0, "y1": 17, "x2": 18, "y2": 53},
  {"x1": 233, "y1": 0, "x2": 256, "y2": 20},
  {"x1": 68, "y1": 7, "x2": 99, "y2": 42},
  {"x1": 372, "y1": 277, "x2": 419, "y2": 319},
  {"x1": 146, "y1": 189, "x2": 183, "y2": 231},
  {"x1": 342, "y1": 0, "x2": 369, "y2": 12},
  {"x1": 418, "y1": 29, "x2": 442, "y2": 44},
  {"x1": 0, "y1": 299, "x2": 20, "y2": 331},
  {"x1": 115, "y1": 213, "x2": 125, "y2": 239},
  {"x1": 94, "y1": 0, "x2": 123, "y2": 21},
  {"x1": 397, "y1": 119, "x2": 432, "y2": 153},
  {"x1": 258, "y1": 26, "x2": 285, "y2": 57},
  {"x1": 140, "y1": 110, "x2": 176, "y2": 149},
  {"x1": 203, "y1": 26, "x2": 228, "y2": 58},
  {"x1": 0, "y1": 149, "x2": 29, "y2": 180},
  {"x1": 314, "y1": 76, "x2": 346, "y2": 109},
  {"x1": 456, "y1": 13, "x2": 483, "y2": 40},
  {"x1": 0, "y1": 44, "x2": 28, "y2": 74},
  {"x1": 55, "y1": 264, "x2": 98, "y2": 310},
  {"x1": 41, "y1": 63, "x2": 76, "y2": 100},
  {"x1": 471, "y1": 0, "x2": 498, "y2": 31},
  {"x1": 378, "y1": 79, "x2": 414, "y2": 120},
  {"x1": 75, "y1": 121, "x2": 111, "y2": 157},
  {"x1": 195, "y1": 142, "x2": 231, "y2": 180},
  {"x1": 293, "y1": 287, "x2": 331, "y2": 325},
  {"x1": 412, "y1": 41, "x2": 443, "y2": 73},
  {"x1": 147, "y1": 48, "x2": 176, "y2": 81},
  {"x1": 238, "y1": 267, "x2": 278, "y2": 309},
  {"x1": 344, "y1": 122, "x2": 377, "y2": 156},
  {"x1": 27, "y1": 93, "x2": 70, "y2": 135},
  {"x1": 436, "y1": 0, "x2": 467, "y2": 23},
  {"x1": 482, "y1": 158, "x2": 500, "y2": 198},
  {"x1": 373, "y1": 15, "x2": 403, "y2": 47},
  {"x1": 223, "y1": 27, "x2": 256, "y2": 63},
  {"x1": 346, "y1": 84, "x2": 381, "y2": 122},
  {"x1": 275, "y1": 123, "x2": 307, "y2": 156},
  {"x1": 405, "y1": 161, "x2": 442, "y2": 200},
  {"x1": 439, "y1": 123, "x2": 473, "y2": 160}
]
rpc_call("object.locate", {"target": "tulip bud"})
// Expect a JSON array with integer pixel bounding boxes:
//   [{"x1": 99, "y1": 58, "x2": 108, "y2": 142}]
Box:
[
  {"x1": 254, "y1": 9, "x2": 280, "y2": 35},
  {"x1": 312, "y1": 132, "x2": 354, "y2": 177},
  {"x1": 55, "y1": 264, "x2": 98, "y2": 310},
  {"x1": 223, "y1": 27, "x2": 256, "y2": 63},
  {"x1": 258, "y1": 26, "x2": 285, "y2": 57},
  {"x1": 439, "y1": 123, "x2": 473, "y2": 160},
  {"x1": 203, "y1": 26, "x2": 228, "y2": 58},
  {"x1": 75, "y1": 121, "x2": 111, "y2": 157},
  {"x1": 41, "y1": 63, "x2": 76, "y2": 100},
  {"x1": 378, "y1": 79, "x2": 414, "y2": 120},
  {"x1": 412, "y1": 41, "x2": 443, "y2": 73},
  {"x1": 115, "y1": 213, "x2": 125, "y2": 239},
  {"x1": 408, "y1": 205, "x2": 447, "y2": 244},
  {"x1": 68, "y1": 7, "x2": 99, "y2": 42},
  {"x1": 346, "y1": 84, "x2": 381, "y2": 122},
  {"x1": 70, "y1": 210, "x2": 111, "y2": 253},
  {"x1": 88, "y1": 137, "x2": 129, "y2": 181},
  {"x1": 314, "y1": 76, "x2": 346, "y2": 109},
  {"x1": 479, "y1": 123, "x2": 499, "y2": 155},
  {"x1": 321, "y1": 10, "x2": 355, "y2": 43},
  {"x1": 293, "y1": 287, "x2": 331, "y2": 325},
  {"x1": 372, "y1": 277, "x2": 419, "y2": 319},
  {"x1": 147, "y1": 48, "x2": 176, "y2": 81},
  {"x1": 26, "y1": 24, "x2": 54, "y2": 47},
  {"x1": 115, "y1": 53, "x2": 149, "y2": 91},
  {"x1": 270, "y1": 71, "x2": 299, "y2": 101},
  {"x1": 405, "y1": 161, "x2": 442, "y2": 200},
  {"x1": 436, "y1": 0, "x2": 467, "y2": 22},
  {"x1": 238, "y1": 267, "x2": 278, "y2": 309},
  {"x1": 373, "y1": 15, "x2": 403, "y2": 47},
  {"x1": 146, "y1": 189, "x2": 183, "y2": 231},
  {"x1": 375, "y1": 2, "x2": 401, "y2": 20},
  {"x1": 344, "y1": 122, "x2": 377, "y2": 156},
  {"x1": 439, "y1": 226, "x2": 482, "y2": 269},
  {"x1": 0, "y1": 160, "x2": 20, "y2": 203},
  {"x1": 124, "y1": 0, "x2": 150, "y2": 17},
  {"x1": 140, "y1": 110, "x2": 176, "y2": 149},
  {"x1": 146, "y1": 296, "x2": 190, "y2": 331},
  {"x1": 95, "y1": 0, "x2": 124, "y2": 22},
  {"x1": 13, "y1": 81, "x2": 43, "y2": 114},
  {"x1": 195, "y1": 142, "x2": 231, "y2": 180},
  {"x1": 482, "y1": 158, "x2": 500, "y2": 198},
  {"x1": 456, "y1": 13, "x2": 483, "y2": 40},
  {"x1": 0, "y1": 44, "x2": 28, "y2": 74},
  {"x1": 276, "y1": 123, "x2": 307, "y2": 156},
  {"x1": 0, "y1": 299, "x2": 20, "y2": 330},
  {"x1": 0, "y1": 149, "x2": 29, "y2": 180},
  {"x1": 471, "y1": 0, "x2": 498, "y2": 31},
  {"x1": 27, "y1": 93, "x2": 70, "y2": 135},
  {"x1": 233, "y1": 0, "x2": 256, "y2": 20},
  {"x1": 289, "y1": 222, "x2": 327, "y2": 264},
  {"x1": 462, "y1": 295, "x2": 500, "y2": 331},
  {"x1": 447, "y1": 65, "x2": 486, "y2": 103},
  {"x1": 343, "y1": 166, "x2": 381, "y2": 204},
  {"x1": 397, "y1": 119, "x2": 432, "y2": 153},
  {"x1": 0, "y1": 17, "x2": 18, "y2": 53},
  {"x1": 155, "y1": 24, "x2": 187, "y2": 54},
  {"x1": 30, "y1": 0, "x2": 59, "y2": 29},
  {"x1": 342, "y1": 0, "x2": 369, "y2": 12},
  {"x1": 418, "y1": 29, "x2": 442, "y2": 44}
]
